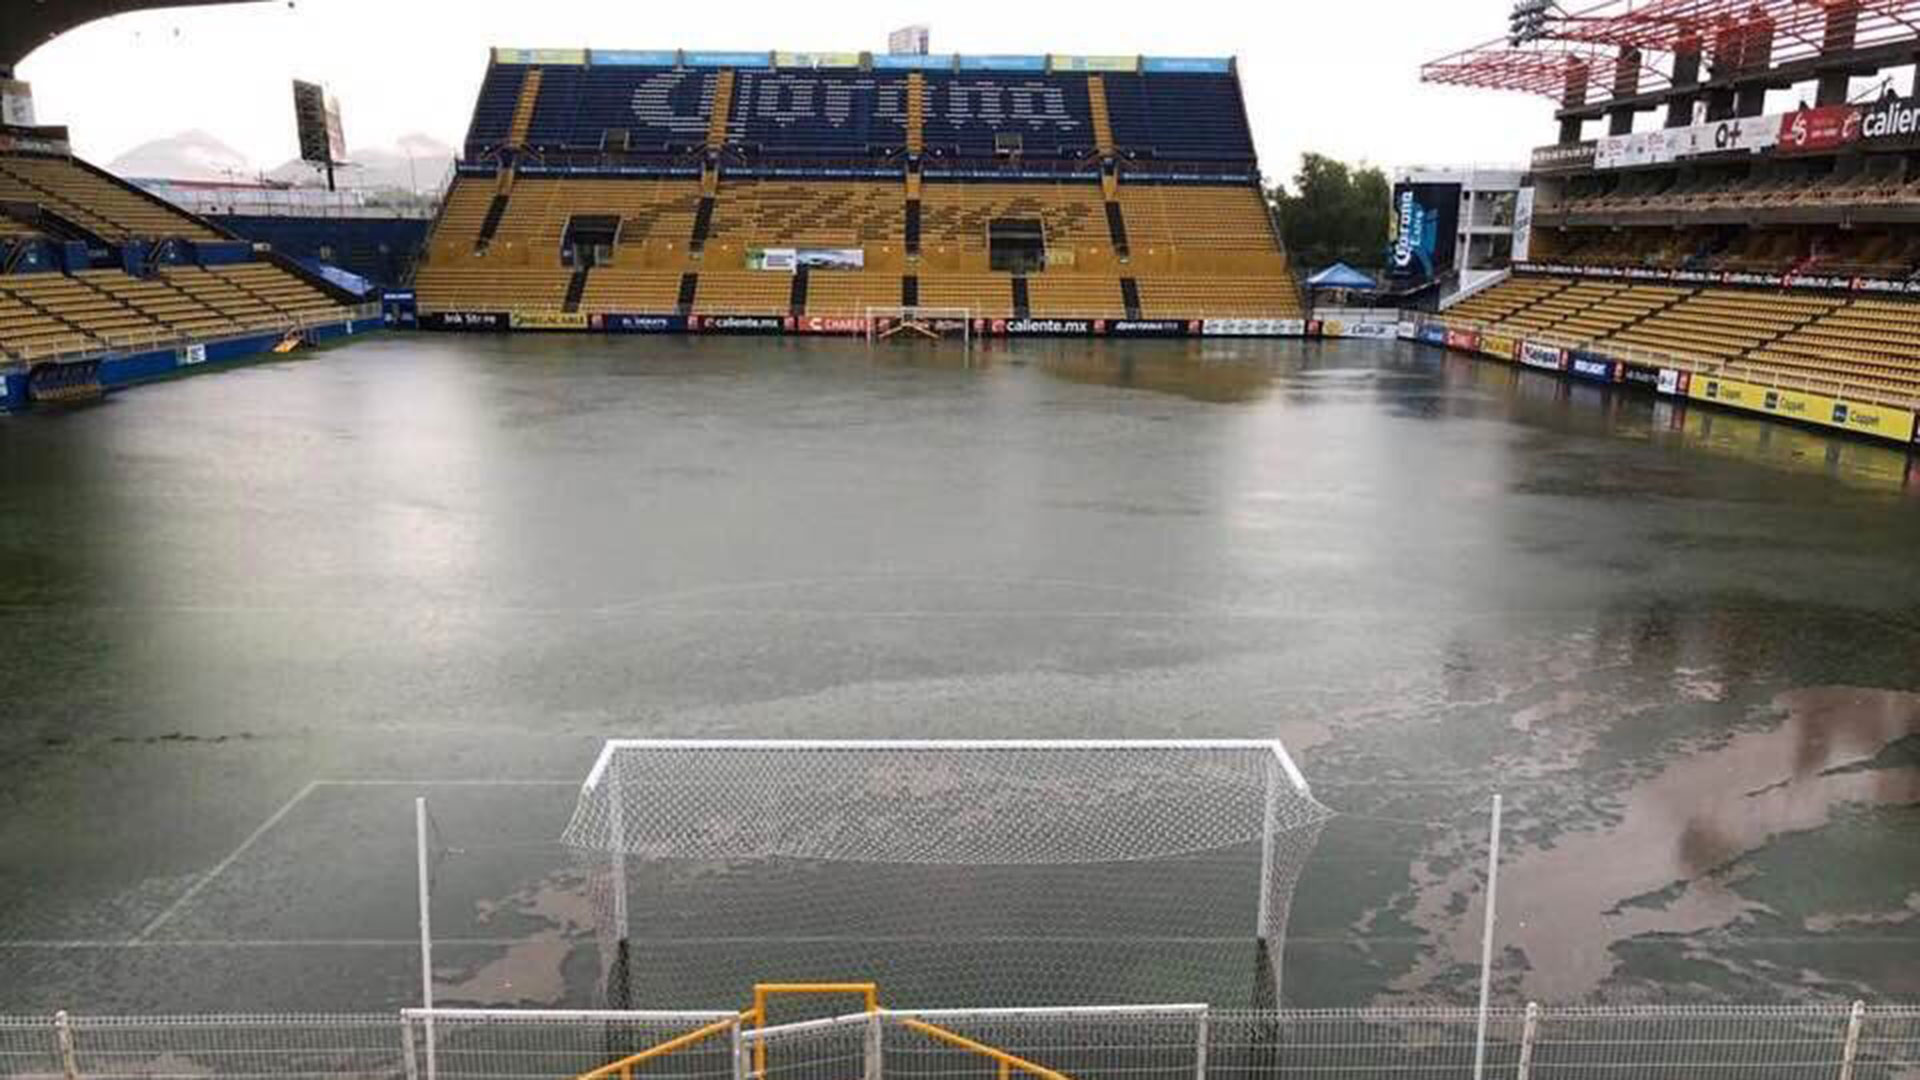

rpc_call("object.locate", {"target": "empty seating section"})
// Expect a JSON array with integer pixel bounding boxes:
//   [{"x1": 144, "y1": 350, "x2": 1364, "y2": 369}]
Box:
[
  {"x1": 918, "y1": 74, "x2": 1094, "y2": 158},
  {"x1": 0, "y1": 262, "x2": 352, "y2": 361},
  {"x1": 804, "y1": 272, "x2": 902, "y2": 317},
  {"x1": 1101, "y1": 74, "x2": 1254, "y2": 162},
  {"x1": 920, "y1": 182, "x2": 1106, "y2": 255},
  {"x1": 1746, "y1": 300, "x2": 1920, "y2": 398},
  {"x1": 704, "y1": 182, "x2": 902, "y2": 250},
  {"x1": 1607, "y1": 290, "x2": 1834, "y2": 363},
  {"x1": 1134, "y1": 277, "x2": 1301, "y2": 319},
  {"x1": 1438, "y1": 274, "x2": 1920, "y2": 406},
  {"x1": 1026, "y1": 275, "x2": 1126, "y2": 317},
  {"x1": 726, "y1": 72, "x2": 912, "y2": 155},
  {"x1": 1117, "y1": 185, "x2": 1274, "y2": 251},
  {"x1": 423, "y1": 55, "x2": 1300, "y2": 324},
  {"x1": 0, "y1": 155, "x2": 220, "y2": 241},
  {"x1": 526, "y1": 67, "x2": 715, "y2": 152},
  {"x1": 75, "y1": 269, "x2": 231, "y2": 338},
  {"x1": 413, "y1": 266, "x2": 570, "y2": 312},
  {"x1": 0, "y1": 278, "x2": 98, "y2": 359},
  {"x1": 1, "y1": 273, "x2": 156, "y2": 346},
  {"x1": 579, "y1": 270, "x2": 683, "y2": 314},
  {"x1": 432, "y1": 180, "x2": 496, "y2": 254},
  {"x1": 1444, "y1": 277, "x2": 1569, "y2": 327},
  {"x1": 465, "y1": 64, "x2": 530, "y2": 152},
  {"x1": 490, "y1": 178, "x2": 704, "y2": 259},
  {"x1": 692, "y1": 271, "x2": 791, "y2": 315},
  {"x1": 917, "y1": 274, "x2": 1014, "y2": 318}
]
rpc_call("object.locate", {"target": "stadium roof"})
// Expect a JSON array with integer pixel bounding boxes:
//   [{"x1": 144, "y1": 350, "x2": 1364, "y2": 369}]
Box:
[
  {"x1": 2, "y1": 1, "x2": 259, "y2": 73},
  {"x1": 1422, "y1": 0, "x2": 1920, "y2": 112}
]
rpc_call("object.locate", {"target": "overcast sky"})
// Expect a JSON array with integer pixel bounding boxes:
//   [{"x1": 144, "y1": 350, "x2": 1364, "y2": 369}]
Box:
[{"x1": 18, "y1": 0, "x2": 1550, "y2": 183}]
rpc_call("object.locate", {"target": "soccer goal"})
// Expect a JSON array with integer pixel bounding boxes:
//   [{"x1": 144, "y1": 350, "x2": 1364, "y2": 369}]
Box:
[
  {"x1": 864, "y1": 306, "x2": 974, "y2": 346},
  {"x1": 562, "y1": 740, "x2": 1330, "y2": 1012}
]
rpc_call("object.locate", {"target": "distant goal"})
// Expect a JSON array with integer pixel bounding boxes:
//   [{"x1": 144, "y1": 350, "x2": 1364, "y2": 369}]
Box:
[
  {"x1": 864, "y1": 306, "x2": 973, "y2": 346},
  {"x1": 563, "y1": 739, "x2": 1331, "y2": 1011}
]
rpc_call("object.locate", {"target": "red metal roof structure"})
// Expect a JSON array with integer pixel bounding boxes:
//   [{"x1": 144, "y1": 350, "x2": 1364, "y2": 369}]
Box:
[{"x1": 1422, "y1": 0, "x2": 1920, "y2": 105}]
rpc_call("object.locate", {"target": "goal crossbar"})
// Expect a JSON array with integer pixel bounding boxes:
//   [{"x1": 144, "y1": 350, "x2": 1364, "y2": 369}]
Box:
[
  {"x1": 863, "y1": 306, "x2": 973, "y2": 346},
  {"x1": 582, "y1": 739, "x2": 1313, "y2": 796}
]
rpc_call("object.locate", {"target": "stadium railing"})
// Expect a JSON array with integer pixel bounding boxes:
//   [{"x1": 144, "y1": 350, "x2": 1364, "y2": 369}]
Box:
[
  {"x1": 0, "y1": 1003, "x2": 1914, "y2": 1080},
  {"x1": 1, "y1": 302, "x2": 382, "y2": 368}
]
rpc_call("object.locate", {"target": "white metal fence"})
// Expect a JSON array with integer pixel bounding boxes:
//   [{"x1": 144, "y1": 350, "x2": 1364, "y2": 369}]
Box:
[{"x1": 0, "y1": 1005, "x2": 1914, "y2": 1080}]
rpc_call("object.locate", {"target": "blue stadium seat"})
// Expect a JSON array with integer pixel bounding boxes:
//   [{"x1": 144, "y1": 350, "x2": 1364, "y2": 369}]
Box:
[
  {"x1": 724, "y1": 72, "x2": 912, "y2": 156},
  {"x1": 1104, "y1": 73, "x2": 1254, "y2": 162},
  {"x1": 524, "y1": 66, "x2": 716, "y2": 152},
  {"x1": 465, "y1": 64, "x2": 529, "y2": 154},
  {"x1": 920, "y1": 73, "x2": 1096, "y2": 159}
]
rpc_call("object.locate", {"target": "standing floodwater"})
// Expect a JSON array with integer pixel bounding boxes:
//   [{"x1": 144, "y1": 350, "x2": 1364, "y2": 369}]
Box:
[{"x1": 0, "y1": 334, "x2": 1915, "y2": 1013}]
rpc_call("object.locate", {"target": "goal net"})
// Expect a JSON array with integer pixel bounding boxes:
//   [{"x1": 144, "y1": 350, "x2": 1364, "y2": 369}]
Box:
[
  {"x1": 864, "y1": 306, "x2": 973, "y2": 346},
  {"x1": 562, "y1": 740, "x2": 1330, "y2": 1011}
]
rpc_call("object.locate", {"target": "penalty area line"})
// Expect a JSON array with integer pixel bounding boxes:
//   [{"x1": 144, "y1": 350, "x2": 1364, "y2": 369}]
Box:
[{"x1": 132, "y1": 779, "x2": 321, "y2": 944}]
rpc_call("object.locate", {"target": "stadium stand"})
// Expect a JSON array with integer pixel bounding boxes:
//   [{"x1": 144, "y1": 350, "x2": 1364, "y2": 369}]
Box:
[
  {"x1": 416, "y1": 49, "x2": 1301, "y2": 330},
  {"x1": 1411, "y1": 0, "x2": 1920, "y2": 435},
  {"x1": 0, "y1": 145, "x2": 365, "y2": 372}
]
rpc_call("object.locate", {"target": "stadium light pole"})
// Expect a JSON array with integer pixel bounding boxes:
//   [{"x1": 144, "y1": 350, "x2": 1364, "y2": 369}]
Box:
[{"x1": 1472, "y1": 793, "x2": 1503, "y2": 1080}]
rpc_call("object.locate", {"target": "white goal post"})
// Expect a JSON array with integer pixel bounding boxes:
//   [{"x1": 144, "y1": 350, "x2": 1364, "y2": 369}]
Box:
[
  {"x1": 563, "y1": 740, "x2": 1330, "y2": 1011},
  {"x1": 863, "y1": 306, "x2": 974, "y2": 346}
]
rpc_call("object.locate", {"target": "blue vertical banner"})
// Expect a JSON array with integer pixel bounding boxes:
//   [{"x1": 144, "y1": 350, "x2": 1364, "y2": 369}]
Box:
[{"x1": 1388, "y1": 182, "x2": 1461, "y2": 281}]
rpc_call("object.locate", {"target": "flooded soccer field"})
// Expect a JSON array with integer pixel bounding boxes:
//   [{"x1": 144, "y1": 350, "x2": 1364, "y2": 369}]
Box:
[{"x1": 0, "y1": 332, "x2": 1915, "y2": 1013}]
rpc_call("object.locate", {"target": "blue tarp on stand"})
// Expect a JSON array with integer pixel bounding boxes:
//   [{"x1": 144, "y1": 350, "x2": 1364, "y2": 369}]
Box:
[
  {"x1": 293, "y1": 258, "x2": 377, "y2": 300},
  {"x1": 1306, "y1": 262, "x2": 1378, "y2": 290}
]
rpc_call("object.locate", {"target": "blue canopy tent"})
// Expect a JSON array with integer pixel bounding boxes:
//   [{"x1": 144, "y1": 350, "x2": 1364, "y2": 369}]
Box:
[{"x1": 1305, "y1": 262, "x2": 1378, "y2": 291}]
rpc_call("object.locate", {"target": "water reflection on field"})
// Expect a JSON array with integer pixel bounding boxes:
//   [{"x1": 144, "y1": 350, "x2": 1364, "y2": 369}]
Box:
[{"x1": 0, "y1": 333, "x2": 1914, "y2": 1012}]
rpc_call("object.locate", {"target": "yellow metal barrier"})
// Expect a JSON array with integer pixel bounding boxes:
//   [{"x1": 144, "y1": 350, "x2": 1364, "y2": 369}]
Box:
[
  {"x1": 572, "y1": 982, "x2": 1069, "y2": 1080},
  {"x1": 896, "y1": 1017, "x2": 1072, "y2": 1080},
  {"x1": 576, "y1": 1014, "x2": 744, "y2": 1080},
  {"x1": 748, "y1": 982, "x2": 880, "y2": 1078}
]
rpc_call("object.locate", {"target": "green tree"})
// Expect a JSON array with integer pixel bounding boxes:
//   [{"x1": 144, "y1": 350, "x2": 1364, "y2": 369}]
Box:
[{"x1": 1266, "y1": 153, "x2": 1391, "y2": 271}]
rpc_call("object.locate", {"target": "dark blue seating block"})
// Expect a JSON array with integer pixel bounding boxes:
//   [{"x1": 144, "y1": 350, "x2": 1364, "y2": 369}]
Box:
[
  {"x1": 919, "y1": 73, "x2": 1095, "y2": 158},
  {"x1": 1104, "y1": 73, "x2": 1254, "y2": 162},
  {"x1": 725, "y1": 72, "x2": 912, "y2": 155},
  {"x1": 464, "y1": 64, "x2": 529, "y2": 153},
  {"x1": 521, "y1": 67, "x2": 716, "y2": 151}
]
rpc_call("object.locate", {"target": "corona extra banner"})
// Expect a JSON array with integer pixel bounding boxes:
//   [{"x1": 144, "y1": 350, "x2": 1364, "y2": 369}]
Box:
[{"x1": 1389, "y1": 182, "x2": 1461, "y2": 281}]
